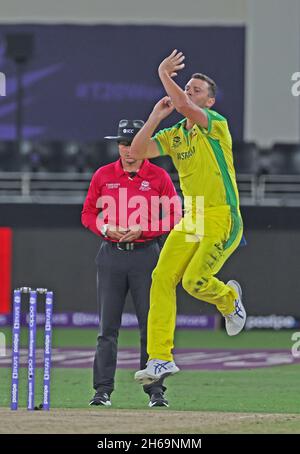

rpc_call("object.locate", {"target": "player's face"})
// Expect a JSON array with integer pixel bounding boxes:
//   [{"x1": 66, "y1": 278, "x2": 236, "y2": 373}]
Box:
[
  {"x1": 185, "y1": 78, "x2": 215, "y2": 108},
  {"x1": 118, "y1": 142, "x2": 137, "y2": 164}
]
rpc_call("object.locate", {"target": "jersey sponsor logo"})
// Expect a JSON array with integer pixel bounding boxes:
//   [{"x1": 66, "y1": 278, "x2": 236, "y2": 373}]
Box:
[
  {"x1": 139, "y1": 180, "x2": 151, "y2": 191},
  {"x1": 177, "y1": 148, "x2": 195, "y2": 160},
  {"x1": 106, "y1": 183, "x2": 121, "y2": 189}
]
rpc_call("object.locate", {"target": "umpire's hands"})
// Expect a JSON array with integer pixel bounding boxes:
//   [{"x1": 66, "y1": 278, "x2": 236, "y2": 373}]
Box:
[
  {"x1": 106, "y1": 225, "x2": 129, "y2": 240},
  {"x1": 119, "y1": 225, "x2": 142, "y2": 242}
]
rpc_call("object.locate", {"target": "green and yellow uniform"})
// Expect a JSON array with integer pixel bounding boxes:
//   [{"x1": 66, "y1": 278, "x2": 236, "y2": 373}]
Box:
[{"x1": 148, "y1": 109, "x2": 243, "y2": 361}]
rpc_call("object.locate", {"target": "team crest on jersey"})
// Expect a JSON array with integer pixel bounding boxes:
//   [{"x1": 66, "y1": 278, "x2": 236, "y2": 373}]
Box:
[
  {"x1": 139, "y1": 180, "x2": 151, "y2": 191},
  {"x1": 172, "y1": 136, "x2": 182, "y2": 148}
]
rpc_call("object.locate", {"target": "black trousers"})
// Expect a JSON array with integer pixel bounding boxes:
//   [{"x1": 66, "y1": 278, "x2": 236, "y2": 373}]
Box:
[{"x1": 93, "y1": 240, "x2": 166, "y2": 396}]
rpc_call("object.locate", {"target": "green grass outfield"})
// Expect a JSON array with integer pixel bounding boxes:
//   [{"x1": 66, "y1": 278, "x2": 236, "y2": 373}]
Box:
[{"x1": 0, "y1": 328, "x2": 299, "y2": 414}]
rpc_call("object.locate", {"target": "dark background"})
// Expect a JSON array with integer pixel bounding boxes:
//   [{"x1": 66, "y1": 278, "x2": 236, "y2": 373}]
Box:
[{"x1": 0, "y1": 25, "x2": 245, "y2": 141}]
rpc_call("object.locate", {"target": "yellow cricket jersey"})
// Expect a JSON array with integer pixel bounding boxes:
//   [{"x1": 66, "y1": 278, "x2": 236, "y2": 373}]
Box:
[{"x1": 153, "y1": 108, "x2": 240, "y2": 211}]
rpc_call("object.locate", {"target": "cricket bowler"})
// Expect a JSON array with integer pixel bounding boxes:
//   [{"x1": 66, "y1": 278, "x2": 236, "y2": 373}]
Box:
[{"x1": 131, "y1": 50, "x2": 246, "y2": 385}]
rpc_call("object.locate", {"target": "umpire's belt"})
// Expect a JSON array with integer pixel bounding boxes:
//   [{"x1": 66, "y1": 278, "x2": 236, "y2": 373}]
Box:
[{"x1": 108, "y1": 239, "x2": 157, "y2": 251}]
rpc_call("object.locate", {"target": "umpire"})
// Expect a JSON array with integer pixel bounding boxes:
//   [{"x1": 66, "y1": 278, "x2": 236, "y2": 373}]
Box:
[{"x1": 81, "y1": 119, "x2": 180, "y2": 408}]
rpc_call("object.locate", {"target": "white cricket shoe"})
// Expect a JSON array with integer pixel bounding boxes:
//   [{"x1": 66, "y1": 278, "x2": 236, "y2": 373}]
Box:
[
  {"x1": 224, "y1": 280, "x2": 246, "y2": 336},
  {"x1": 134, "y1": 359, "x2": 180, "y2": 385}
]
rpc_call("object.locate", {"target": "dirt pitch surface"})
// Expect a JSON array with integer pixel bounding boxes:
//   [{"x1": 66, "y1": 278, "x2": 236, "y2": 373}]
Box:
[{"x1": 1, "y1": 408, "x2": 300, "y2": 434}]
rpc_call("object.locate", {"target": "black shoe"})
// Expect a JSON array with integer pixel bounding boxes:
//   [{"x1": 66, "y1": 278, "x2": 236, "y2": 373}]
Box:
[
  {"x1": 149, "y1": 392, "x2": 169, "y2": 408},
  {"x1": 89, "y1": 392, "x2": 111, "y2": 407}
]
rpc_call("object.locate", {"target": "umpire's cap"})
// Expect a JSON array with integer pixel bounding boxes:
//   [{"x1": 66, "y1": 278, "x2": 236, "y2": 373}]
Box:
[{"x1": 104, "y1": 119, "x2": 144, "y2": 143}]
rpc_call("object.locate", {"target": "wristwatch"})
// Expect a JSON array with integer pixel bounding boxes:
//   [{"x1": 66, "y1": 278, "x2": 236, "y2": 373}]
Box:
[{"x1": 100, "y1": 224, "x2": 109, "y2": 238}]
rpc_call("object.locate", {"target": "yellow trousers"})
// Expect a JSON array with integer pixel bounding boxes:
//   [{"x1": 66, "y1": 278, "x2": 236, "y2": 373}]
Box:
[{"x1": 147, "y1": 205, "x2": 243, "y2": 361}]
